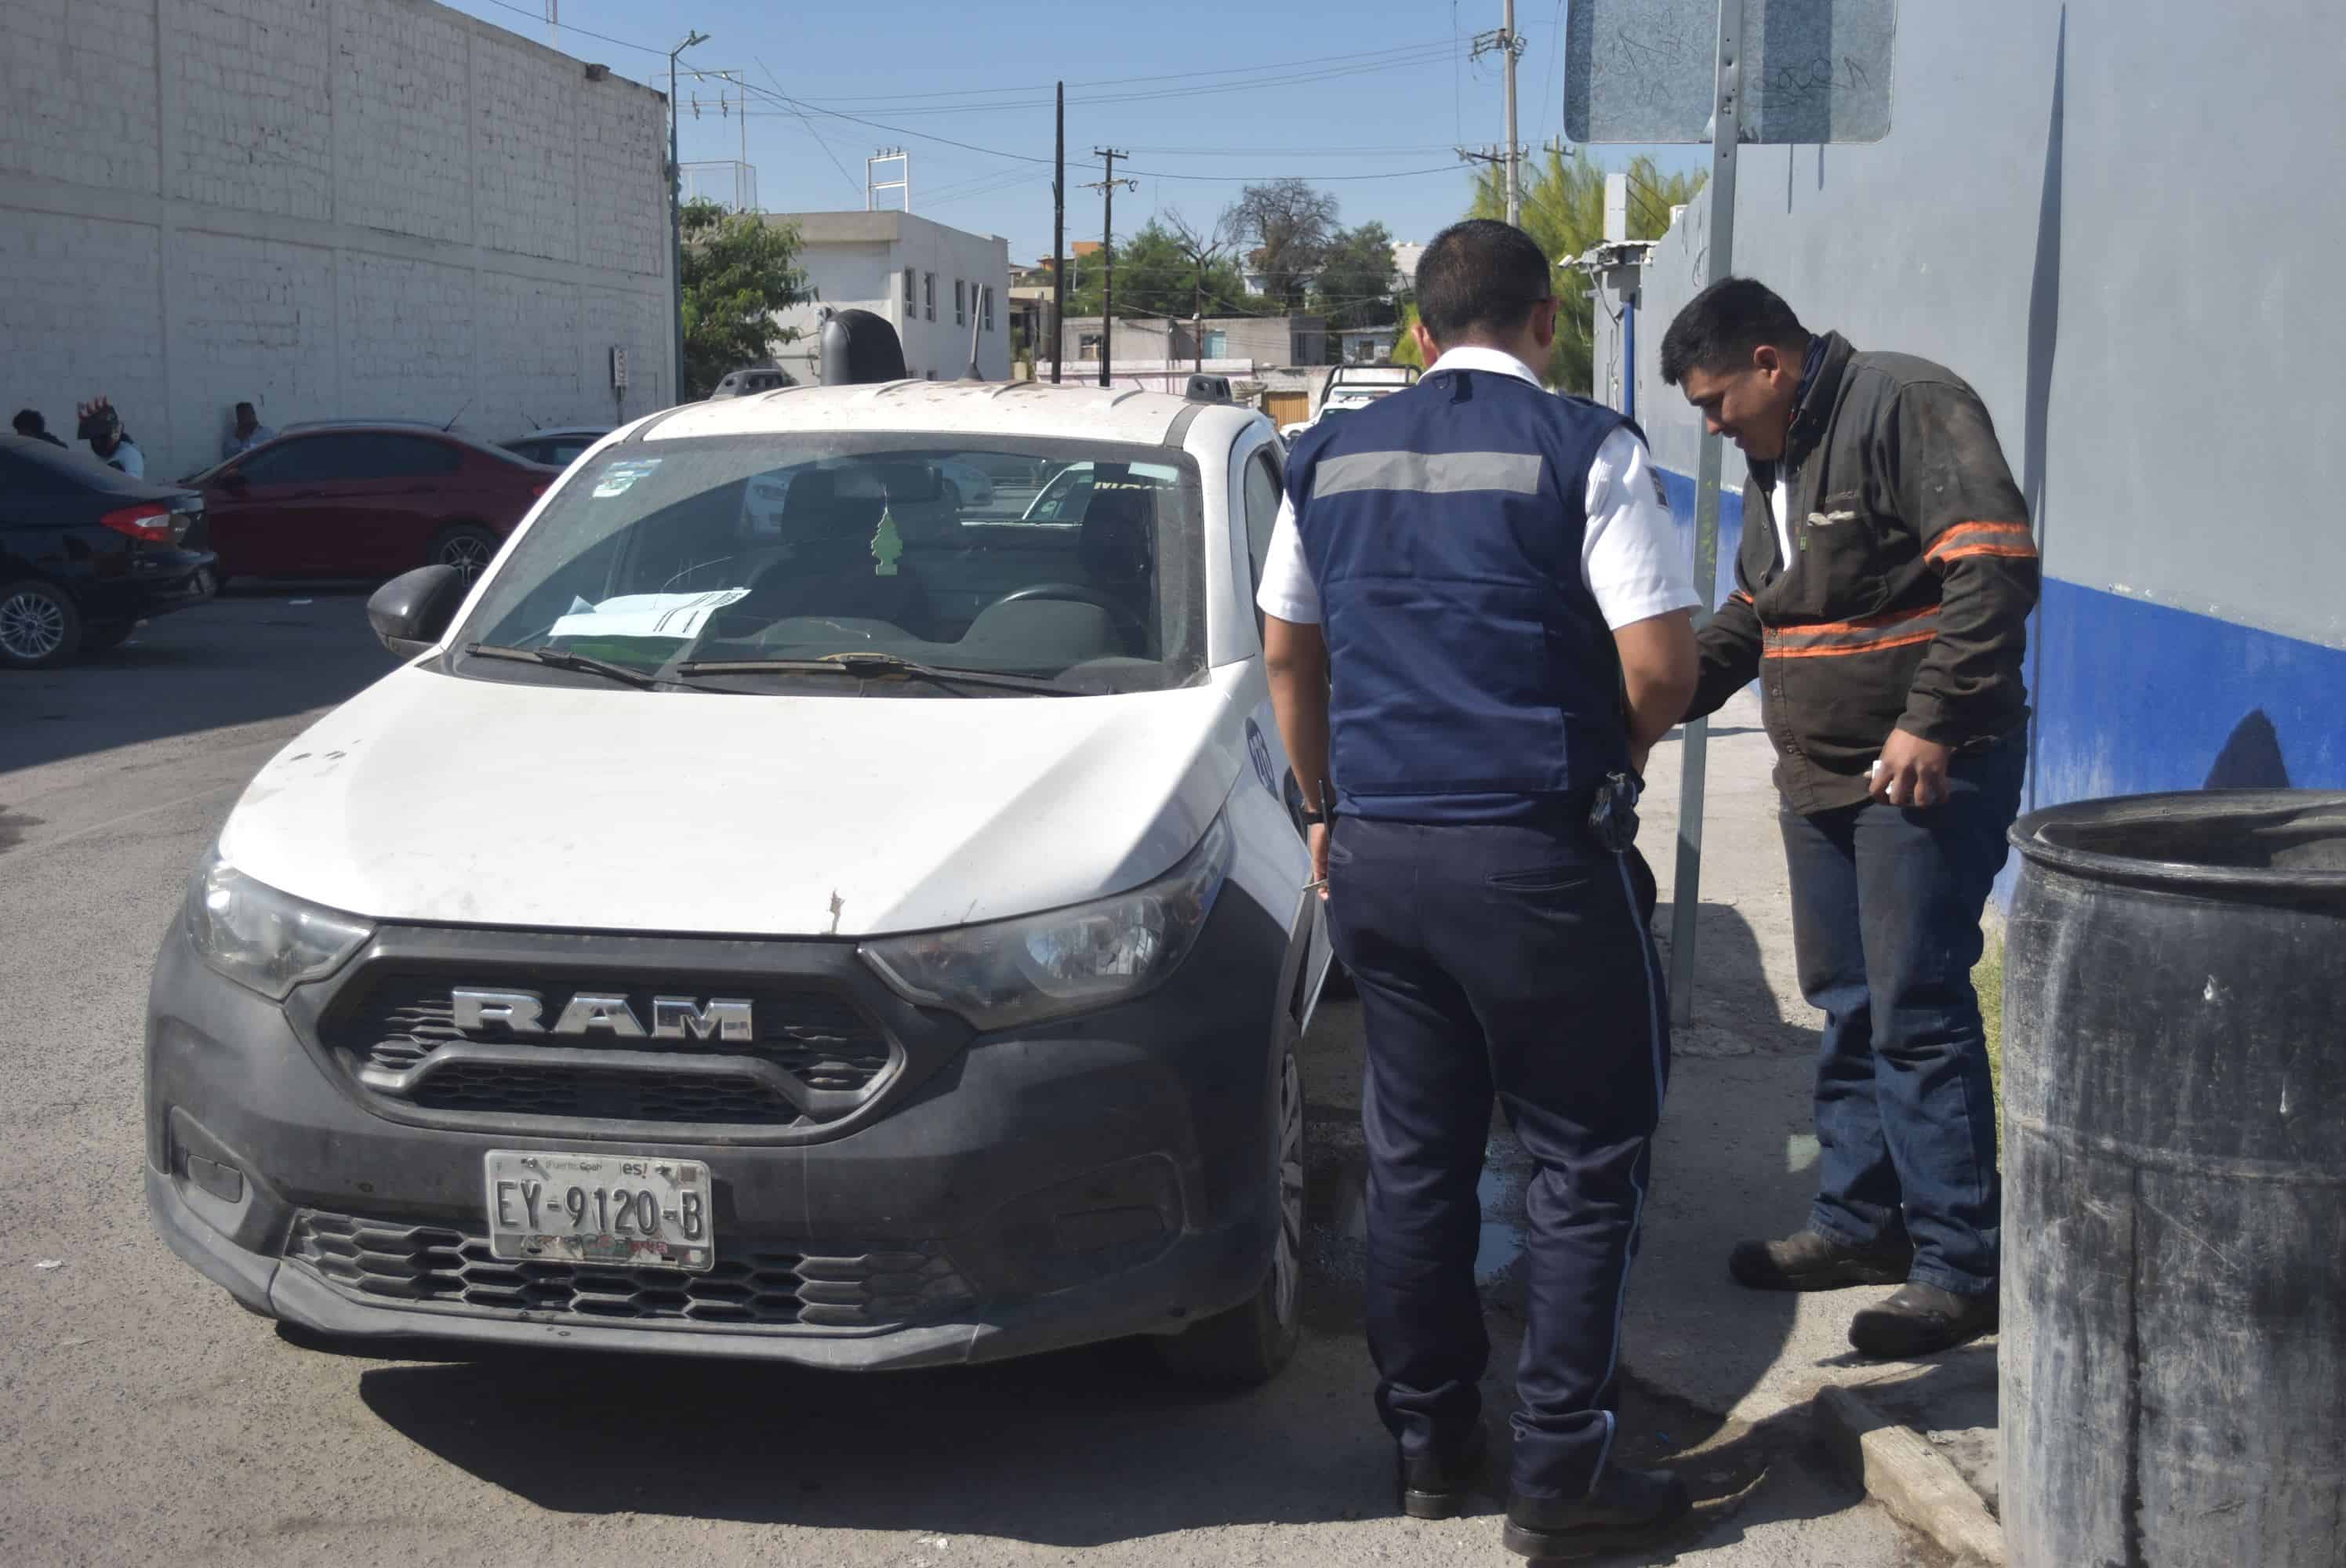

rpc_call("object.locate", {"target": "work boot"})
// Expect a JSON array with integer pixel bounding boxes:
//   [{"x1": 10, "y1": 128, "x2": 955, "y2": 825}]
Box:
[
  {"x1": 1502, "y1": 1465, "x2": 1693, "y2": 1559},
  {"x1": 1396, "y1": 1421, "x2": 1491, "y2": 1520},
  {"x1": 1848, "y1": 1282, "x2": 1999, "y2": 1359},
  {"x1": 1728, "y1": 1228, "x2": 1913, "y2": 1291}
]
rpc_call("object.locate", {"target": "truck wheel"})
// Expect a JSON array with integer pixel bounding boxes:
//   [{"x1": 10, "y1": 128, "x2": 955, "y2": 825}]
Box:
[
  {"x1": 1155, "y1": 1030, "x2": 1305, "y2": 1386},
  {"x1": 0, "y1": 580, "x2": 82, "y2": 669}
]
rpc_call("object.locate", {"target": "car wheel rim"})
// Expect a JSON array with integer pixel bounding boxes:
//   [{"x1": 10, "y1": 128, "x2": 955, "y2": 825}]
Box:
[
  {"x1": 440, "y1": 535, "x2": 493, "y2": 580},
  {"x1": 1273, "y1": 1047, "x2": 1305, "y2": 1327},
  {"x1": 0, "y1": 591, "x2": 65, "y2": 660}
]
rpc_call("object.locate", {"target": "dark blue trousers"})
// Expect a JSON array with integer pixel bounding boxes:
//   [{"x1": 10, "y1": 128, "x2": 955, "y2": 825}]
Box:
[
  {"x1": 1326, "y1": 815, "x2": 1669, "y2": 1501},
  {"x1": 1778, "y1": 743, "x2": 2024, "y2": 1298}
]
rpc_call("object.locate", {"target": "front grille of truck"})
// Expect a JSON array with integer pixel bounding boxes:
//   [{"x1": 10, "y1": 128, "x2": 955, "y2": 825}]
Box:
[
  {"x1": 323, "y1": 977, "x2": 898, "y2": 1130},
  {"x1": 285, "y1": 1209, "x2": 972, "y2": 1330}
]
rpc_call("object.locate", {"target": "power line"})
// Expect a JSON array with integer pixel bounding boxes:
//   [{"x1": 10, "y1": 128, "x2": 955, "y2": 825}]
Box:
[
  {"x1": 731, "y1": 73, "x2": 1470, "y2": 185},
  {"x1": 796, "y1": 38, "x2": 1469, "y2": 105},
  {"x1": 473, "y1": 0, "x2": 666, "y2": 56},
  {"x1": 755, "y1": 56, "x2": 861, "y2": 199}
]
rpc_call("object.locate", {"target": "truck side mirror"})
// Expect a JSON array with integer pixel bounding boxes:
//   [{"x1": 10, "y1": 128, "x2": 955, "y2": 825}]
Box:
[{"x1": 367, "y1": 564, "x2": 467, "y2": 658}]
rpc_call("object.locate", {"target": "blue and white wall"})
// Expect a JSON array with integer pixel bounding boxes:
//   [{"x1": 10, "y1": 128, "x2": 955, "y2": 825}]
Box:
[{"x1": 1595, "y1": 0, "x2": 2346, "y2": 815}]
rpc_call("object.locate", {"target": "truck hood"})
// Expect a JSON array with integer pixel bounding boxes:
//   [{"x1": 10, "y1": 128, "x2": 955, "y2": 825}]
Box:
[{"x1": 218, "y1": 664, "x2": 1244, "y2": 937}]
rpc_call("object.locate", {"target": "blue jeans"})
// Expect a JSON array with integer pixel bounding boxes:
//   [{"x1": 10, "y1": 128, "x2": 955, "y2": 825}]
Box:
[
  {"x1": 1327, "y1": 815, "x2": 1669, "y2": 1500},
  {"x1": 1778, "y1": 744, "x2": 2023, "y2": 1298}
]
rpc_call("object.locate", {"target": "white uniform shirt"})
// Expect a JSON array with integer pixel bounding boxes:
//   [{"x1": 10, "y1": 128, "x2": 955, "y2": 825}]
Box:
[{"x1": 1255, "y1": 346, "x2": 1698, "y2": 630}]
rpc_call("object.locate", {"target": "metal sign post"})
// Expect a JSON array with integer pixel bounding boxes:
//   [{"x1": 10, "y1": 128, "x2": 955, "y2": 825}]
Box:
[
  {"x1": 1563, "y1": 0, "x2": 1897, "y2": 1025},
  {"x1": 1667, "y1": 2, "x2": 1744, "y2": 1028}
]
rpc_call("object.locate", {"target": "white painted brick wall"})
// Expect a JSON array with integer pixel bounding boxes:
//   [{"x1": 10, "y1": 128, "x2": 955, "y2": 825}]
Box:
[
  {"x1": 1, "y1": 0, "x2": 674, "y2": 477},
  {"x1": 172, "y1": 230, "x2": 338, "y2": 452},
  {"x1": 0, "y1": 213, "x2": 165, "y2": 441},
  {"x1": 336, "y1": 251, "x2": 474, "y2": 422},
  {"x1": 1, "y1": 0, "x2": 163, "y2": 193},
  {"x1": 166, "y1": 0, "x2": 334, "y2": 220},
  {"x1": 478, "y1": 273, "x2": 582, "y2": 431},
  {"x1": 474, "y1": 37, "x2": 578, "y2": 263},
  {"x1": 332, "y1": 0, "x2": 472, "y2": 245},
  {"x1": 579, "y1": 89, "x2": 668, "y2": 278}
]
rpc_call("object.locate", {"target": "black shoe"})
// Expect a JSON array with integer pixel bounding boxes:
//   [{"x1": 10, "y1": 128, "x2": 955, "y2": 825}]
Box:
[
  {"x1": 1728, "y1": 1228, "x2": 1913, "y2": 1291},
  {"x1": 1396, "y1": 1421, "x2": 1491, "y2": 1520},
  {"x1": 1502, "y1": 1465, "x2": 1693, "y2": 1559},
  {"x1": 1848, "y1": 1281, "x2": 1999, "y2": 1359}
]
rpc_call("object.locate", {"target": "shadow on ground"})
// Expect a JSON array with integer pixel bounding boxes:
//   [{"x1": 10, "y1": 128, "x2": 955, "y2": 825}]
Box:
[{"x1": 0, "y1": 585, "x2": 394, "y2": 775}]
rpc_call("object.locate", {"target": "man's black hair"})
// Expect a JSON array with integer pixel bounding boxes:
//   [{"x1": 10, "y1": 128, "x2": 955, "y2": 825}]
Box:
[
  {"x1": 1659, "y1": 277, "x2": 1809, "y2": 386},
  {"x1": 1413, "y1": 219, "x2": 1554, "y2": 345},
  {"x1": 11, "y1": 408, "x2": 42, "y2": 437},
  {"x1": 234, "y1": 401, "x2": 256, "y2": 417}
]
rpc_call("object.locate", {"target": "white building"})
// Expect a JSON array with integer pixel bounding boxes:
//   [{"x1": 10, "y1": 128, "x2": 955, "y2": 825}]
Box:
[
  {"x1": 1, "y1": 0, "x2": 676, "y2": 480},
  {"x1": 765, "y1": 212, "x2": 1011, "y2": 383}
]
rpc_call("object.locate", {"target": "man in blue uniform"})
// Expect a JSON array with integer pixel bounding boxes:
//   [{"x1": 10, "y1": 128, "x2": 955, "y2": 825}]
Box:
[{"x1": 1258, "y1": 220, "x2": 1701, "y2": 1559}]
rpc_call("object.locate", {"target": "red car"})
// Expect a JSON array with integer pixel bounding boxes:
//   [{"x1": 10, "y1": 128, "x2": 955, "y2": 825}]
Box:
[{"x1": 198, "y1": 426, "x2": 555, "y2": 583}]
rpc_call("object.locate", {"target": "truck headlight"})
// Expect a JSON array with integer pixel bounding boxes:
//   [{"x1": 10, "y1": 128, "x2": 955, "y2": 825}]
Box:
[
  {"x1": 861, "y1": 815, "x2": 1233, "y2": 1030},
  {"x1": 185, "y1": 848, "x2": 373, "y2": 1000}
]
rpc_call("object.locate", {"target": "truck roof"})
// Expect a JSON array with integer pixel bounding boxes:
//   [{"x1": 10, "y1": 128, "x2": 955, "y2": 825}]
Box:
[{"x1": 635, "y1": 379, "x2": 1245, "y2": 450}]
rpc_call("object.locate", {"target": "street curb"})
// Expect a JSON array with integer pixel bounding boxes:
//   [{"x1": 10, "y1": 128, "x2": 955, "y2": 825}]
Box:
[{"x1": 1813, "y1": 1382, "x2": 2006, "y2": 1566}]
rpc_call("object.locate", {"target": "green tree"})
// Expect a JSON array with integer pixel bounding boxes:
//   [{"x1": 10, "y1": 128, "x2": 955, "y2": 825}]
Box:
[
  {"x1": 1461, "y1": 153, "x2": 1701, "y2": 393},
  {"x1": 679, "y1": 201, "x2": 815, "y2": 398},
  {"x1": 1389, "y1": 302, "x2": 1426, "y2": 369},
  {"x1": 1313, "y1": 220, "x2": 1400, "y2": 336},
  {"x1": 1066, "y1": 220, "x2": 1255, "y2": 322}
]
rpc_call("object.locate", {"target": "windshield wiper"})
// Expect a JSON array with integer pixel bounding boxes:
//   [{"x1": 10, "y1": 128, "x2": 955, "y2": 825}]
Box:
[
  {"x1": 676, "y1": 651, "x2": 1073, "y2": 695},
  {"x1": 466, "y1": 642, "x2": 666, "y2": 690}
]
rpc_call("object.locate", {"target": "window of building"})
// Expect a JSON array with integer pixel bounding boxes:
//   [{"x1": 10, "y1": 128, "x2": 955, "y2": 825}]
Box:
[
  {"x1": 902, "y1": 267, "x2": 914, "y2": 310},
  {"x1": 1078, "y1": 332, "x2": 1102, "y2": 362},
  {"x1": 982, "y1": 287, "x2": 993, "y2": 332},
  {"x1": 1203, "y1": 328, "x2": 1228, "y2": 358},
  {"x1": 954, "y1": 279, "x2": 966, "y2": 326},
  {"x1": 924, "y1": 273, "x2": 935, "y2": 321}
]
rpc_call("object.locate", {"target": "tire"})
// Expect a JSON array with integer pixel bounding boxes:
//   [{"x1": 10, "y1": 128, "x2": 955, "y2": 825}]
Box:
[
  {"x1": 81, "y1": 621, "x2": 135, "y2": 653},
  {"x1": 0, "y1": 580, "x2": 83, "y2": 670},
  {"x1": 1155, "y1": 1028, "x2": 1306, "y2": 1386},
  {"x1": 429, "y1": 524, "x2": 499, "y2": 583}
]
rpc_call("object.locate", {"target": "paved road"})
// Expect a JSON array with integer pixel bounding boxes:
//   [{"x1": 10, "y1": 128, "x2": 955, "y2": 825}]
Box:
[{"x1": 0, "y1": 593, "x2": 1930, "y2": 1567}]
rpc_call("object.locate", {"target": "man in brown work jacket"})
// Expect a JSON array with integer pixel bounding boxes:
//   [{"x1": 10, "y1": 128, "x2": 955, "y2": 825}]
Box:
[{"x1": 1663, "y1": 278, "x2": 2039, "y2": 1359}]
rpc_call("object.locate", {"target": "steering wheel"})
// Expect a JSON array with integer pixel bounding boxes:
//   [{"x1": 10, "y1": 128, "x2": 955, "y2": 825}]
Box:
[{"x1": 979, "y1": 583, "x2": 1150, "y2": 652}]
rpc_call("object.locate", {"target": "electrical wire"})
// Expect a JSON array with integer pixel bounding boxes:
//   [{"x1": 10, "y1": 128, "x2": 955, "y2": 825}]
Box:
[{"x1": 755, "y1": 56, "x2": 863, "y2": 200}]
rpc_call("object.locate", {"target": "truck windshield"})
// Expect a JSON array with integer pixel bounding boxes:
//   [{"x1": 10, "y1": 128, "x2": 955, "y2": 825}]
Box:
[{"x1": 452, "y1": 434, "x2": 1208, "y2": 695}]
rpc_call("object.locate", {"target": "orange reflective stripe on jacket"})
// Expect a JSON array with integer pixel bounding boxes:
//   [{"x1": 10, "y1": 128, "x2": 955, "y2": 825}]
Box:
[
  {"x1": 1764, "y1": 604, "x2": 1941, "y2": 659},
  {"x1": 1925, "y1": 520, "x2": 2037, "y2": 564}
]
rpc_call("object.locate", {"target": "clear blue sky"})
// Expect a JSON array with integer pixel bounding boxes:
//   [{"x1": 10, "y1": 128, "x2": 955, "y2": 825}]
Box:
[{"x1": 448, "y1": 0, "x2": 1702, "y2": 264}]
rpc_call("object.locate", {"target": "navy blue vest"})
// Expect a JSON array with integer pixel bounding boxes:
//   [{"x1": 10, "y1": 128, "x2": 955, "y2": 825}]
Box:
[{"x1": 1287, "y1": 366, "x2": 1630, "y2": 825}]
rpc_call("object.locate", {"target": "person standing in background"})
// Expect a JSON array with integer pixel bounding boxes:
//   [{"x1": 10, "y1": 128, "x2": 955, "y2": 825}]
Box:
[
  {"x1": 1661, "y1": 277, "x2": 2039, "y2": 1359},
  {"x1": 75, "y1": 397, "x2": 145, "y2": 477},
  {"x1": 221, "y1": 401, "x2": 275, "y2": 458},
  {"x1": 13, "y1": 409, "x2": 67, "y2": 447}
]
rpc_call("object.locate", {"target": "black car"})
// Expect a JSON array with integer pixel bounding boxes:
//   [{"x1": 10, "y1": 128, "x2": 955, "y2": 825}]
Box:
[{"x1": 0, "y1": 435, "x2": 217, "y2": 667}]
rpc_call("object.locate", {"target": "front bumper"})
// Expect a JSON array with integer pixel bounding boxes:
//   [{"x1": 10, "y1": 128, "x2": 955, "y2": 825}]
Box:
[{"x1": 144, "y1": 887, "x2": 1296, "y2": 1369}]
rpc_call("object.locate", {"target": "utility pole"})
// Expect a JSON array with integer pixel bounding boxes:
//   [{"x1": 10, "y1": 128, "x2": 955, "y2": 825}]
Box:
[
  {"x1": 1502, "y1": 0, "x2": 1520, "y2": 223},
  {"x1": 1085, "y1": 149, "x2": 1136, "y2": 389},
  {"x1": 667, "y1": 28, "x2": 710, "y2": 404},
  {"x1": 1462, "y1": 6, "x2": 1529, "y2": 225},
  {"x1": 1051, "y1": 83, "x2": 1065, "y2": 383}
]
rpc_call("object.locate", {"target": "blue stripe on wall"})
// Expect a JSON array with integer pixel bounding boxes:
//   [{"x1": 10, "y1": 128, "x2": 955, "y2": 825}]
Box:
[{"x1": 2028, "y1": 577, "x2": 2345, "y2": 807}]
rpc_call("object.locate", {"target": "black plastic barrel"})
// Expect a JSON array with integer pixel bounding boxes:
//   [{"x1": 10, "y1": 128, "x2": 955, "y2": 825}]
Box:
[{"x1": 2003, "y1": 790, "x2": 2346, "y2": 1568}]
